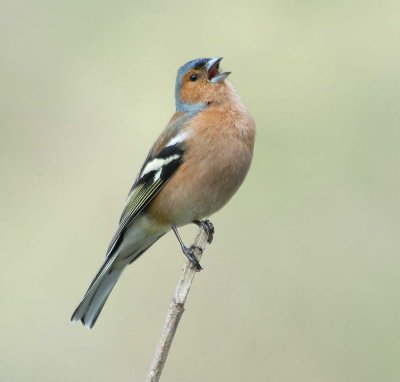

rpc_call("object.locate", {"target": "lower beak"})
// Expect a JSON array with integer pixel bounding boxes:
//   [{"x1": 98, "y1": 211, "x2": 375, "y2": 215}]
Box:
[{"x1": 207, "y1": 57, "x2": 231, "y2": 83}]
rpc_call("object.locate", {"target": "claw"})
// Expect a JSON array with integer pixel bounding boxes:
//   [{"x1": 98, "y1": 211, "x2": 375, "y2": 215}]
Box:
[
  {"x1": 183, "y1": 246, "x2": 203, "y2": 271},
  {"x1": 193, "y1": 219, "x2": 215, "y2": 244},
  {"x1": 191, "y1": 245, "x2": 203, "y2": 255},
  {"x1": 172, "y1": 224, "x2": 203, "y2": 271}
]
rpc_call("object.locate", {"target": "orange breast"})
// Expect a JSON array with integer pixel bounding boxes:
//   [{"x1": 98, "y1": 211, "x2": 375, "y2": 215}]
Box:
[{"x1": 147, "y1": 105, "x2": 255, "y2": 226}]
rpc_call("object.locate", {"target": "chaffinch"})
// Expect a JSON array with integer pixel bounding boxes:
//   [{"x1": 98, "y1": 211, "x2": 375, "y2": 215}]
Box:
[{"x1": 71, "y1": 57, "x2": 255, "y2": 329}]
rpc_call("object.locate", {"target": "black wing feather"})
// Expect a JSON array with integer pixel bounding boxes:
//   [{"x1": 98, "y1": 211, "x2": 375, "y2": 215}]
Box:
[{"x1": 105, "y1": 143, "x2": 184, "y2": 258}]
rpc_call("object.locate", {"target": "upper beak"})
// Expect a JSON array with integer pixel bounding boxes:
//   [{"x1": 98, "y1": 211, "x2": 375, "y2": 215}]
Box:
[{"x1": 207, "y1": 57, "x2": 231, "y2": 83}]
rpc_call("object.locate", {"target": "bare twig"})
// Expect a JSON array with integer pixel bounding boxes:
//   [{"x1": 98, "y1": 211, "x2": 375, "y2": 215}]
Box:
[{"x1": 145, "y1": 226, "x2": 209, "y2": 382}]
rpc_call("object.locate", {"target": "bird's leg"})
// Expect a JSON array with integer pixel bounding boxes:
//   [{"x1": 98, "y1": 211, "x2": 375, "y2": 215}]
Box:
[
  {"x1": 172, "y1": 225, "x2": 203, "y2": 271},
  {"x1": 193, "y1": 219, "x2": 215, "y2": 244}
]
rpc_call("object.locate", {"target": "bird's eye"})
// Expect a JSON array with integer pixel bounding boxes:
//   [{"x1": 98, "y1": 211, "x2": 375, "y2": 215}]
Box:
[{"x1": 189, "y1": 74, "x2": 198, "y2": 82}]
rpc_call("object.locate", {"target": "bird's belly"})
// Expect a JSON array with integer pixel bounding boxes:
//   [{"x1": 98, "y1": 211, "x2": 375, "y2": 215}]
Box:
[
  {"x1": 148, "y1": 142, "x2": 252, "y2": 227},
  {"x1": 116, "y1": 214, "x2": 168, "y2": 264}
]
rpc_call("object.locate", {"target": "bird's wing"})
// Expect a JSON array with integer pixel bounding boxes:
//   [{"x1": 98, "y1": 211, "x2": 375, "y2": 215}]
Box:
[{"x1": 105, "y1": 115, "x2": 190, "y2": 258}]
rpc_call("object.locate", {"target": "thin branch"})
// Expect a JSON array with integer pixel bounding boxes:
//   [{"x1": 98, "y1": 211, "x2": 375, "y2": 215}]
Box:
[{"x1": 145, "y1": 226, "x2": 209, "y2": 382}]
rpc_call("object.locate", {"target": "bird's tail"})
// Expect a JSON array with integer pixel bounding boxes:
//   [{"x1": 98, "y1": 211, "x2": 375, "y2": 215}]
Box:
[{"x1": 71, "y1": 255, "x2": 124, "y2": 329}]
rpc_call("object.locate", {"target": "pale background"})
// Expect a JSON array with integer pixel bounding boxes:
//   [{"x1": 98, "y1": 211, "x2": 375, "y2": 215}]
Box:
[{"x1": 1, "y1": 1, "x2": 399, "y2": 381}]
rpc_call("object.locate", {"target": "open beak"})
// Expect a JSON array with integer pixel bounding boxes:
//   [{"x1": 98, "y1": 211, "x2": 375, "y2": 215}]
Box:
[{"x1": 207, "y1": 57, "x2": 231, "y2": 83}]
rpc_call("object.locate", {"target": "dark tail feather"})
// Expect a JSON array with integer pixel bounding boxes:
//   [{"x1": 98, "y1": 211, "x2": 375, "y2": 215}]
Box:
[
  {"x1": 71, "y1": 233, "x2": 164, "y2": 329},
  {"x1": 71, "y1": 257, "x2": 124, "y2": 329}
]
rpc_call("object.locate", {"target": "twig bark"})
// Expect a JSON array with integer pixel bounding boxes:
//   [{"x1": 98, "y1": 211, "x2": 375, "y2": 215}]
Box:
[{"x1": 145, "y1": 226, "x2": 209, "y2": 382}]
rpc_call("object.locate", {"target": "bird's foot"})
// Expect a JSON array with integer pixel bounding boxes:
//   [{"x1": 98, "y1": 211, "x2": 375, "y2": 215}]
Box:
[
  {"x1": 183, "y1": 245, "x2": 203, "y2": 271},
  {"x1": 172, "y1": 224, "x2": 203, "y2": 271},
  {"x1": 194, "y1": 219, "x2": 215, "y2": 244}
]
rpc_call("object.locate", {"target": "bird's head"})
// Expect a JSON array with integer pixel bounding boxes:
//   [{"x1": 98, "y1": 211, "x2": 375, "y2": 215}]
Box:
[{"x1": 175, "y1": 57, "x2": 231, "y2": 113}]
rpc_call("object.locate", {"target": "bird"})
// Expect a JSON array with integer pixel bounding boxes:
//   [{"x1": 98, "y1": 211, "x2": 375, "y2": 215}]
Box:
[{"x1": 71, "y1": 57, "x2": 255, "y2": 329}]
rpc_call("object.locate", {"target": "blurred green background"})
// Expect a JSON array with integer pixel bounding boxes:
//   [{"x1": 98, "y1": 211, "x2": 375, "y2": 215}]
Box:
[{"x1": 1, "y1": 0, "x2": 399, "y2": 381}]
